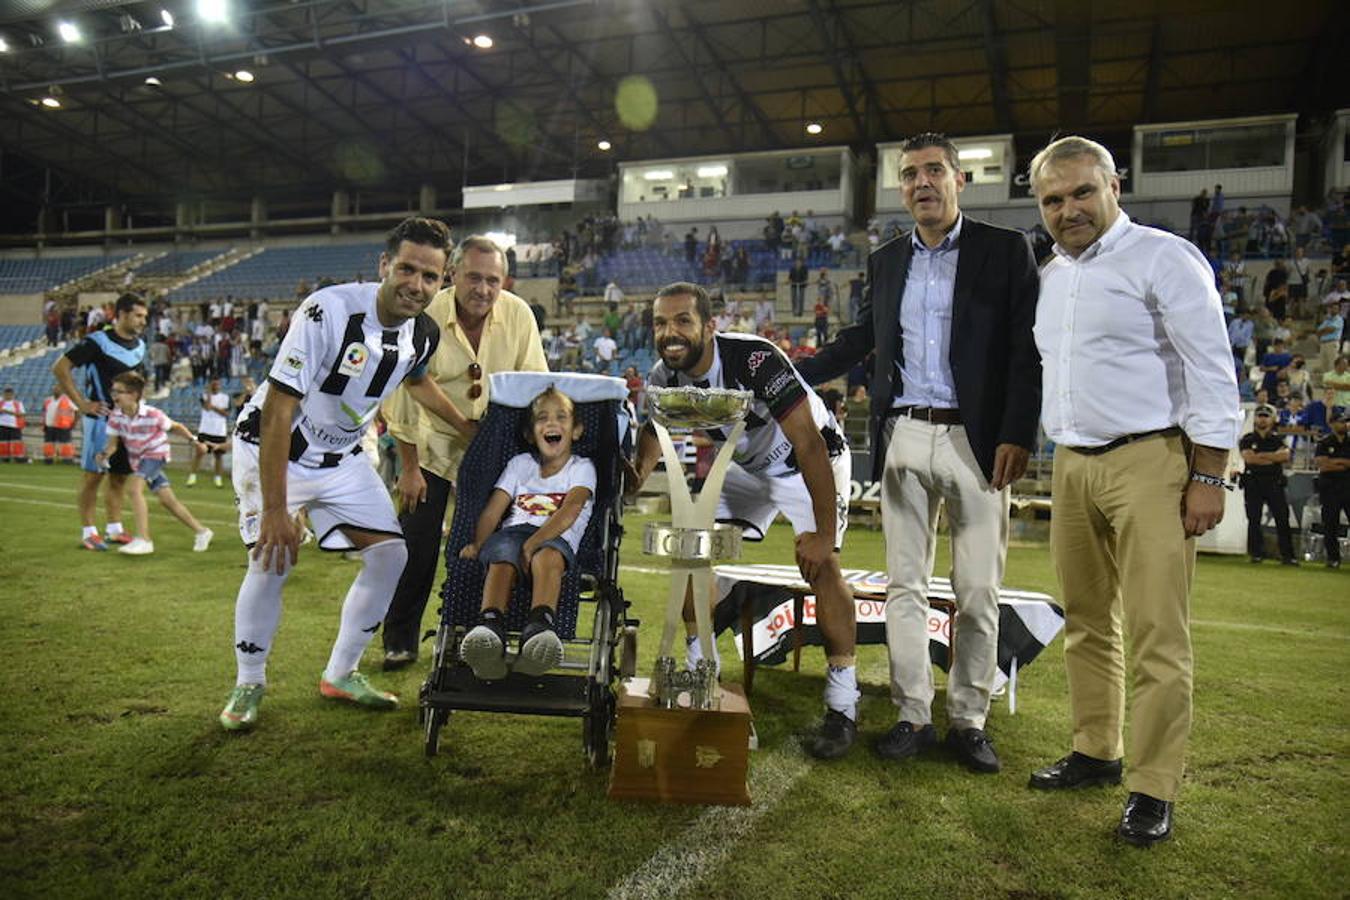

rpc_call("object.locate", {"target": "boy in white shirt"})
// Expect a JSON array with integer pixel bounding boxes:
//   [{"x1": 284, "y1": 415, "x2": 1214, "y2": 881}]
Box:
[
  {"x1": 459, "y1": 387, "x2": 596, "y2": 679},
  {"x1": 98, "y1": 371, "x2": 214, "y2": 555}
]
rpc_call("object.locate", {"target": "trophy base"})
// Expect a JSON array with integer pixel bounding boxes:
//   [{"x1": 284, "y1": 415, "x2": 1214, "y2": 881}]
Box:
[
  {"x1": 649, "y1": 655, "x2": 720, "y2": 710},
  {"x1": 608, "y1": 679, "x2": 752, "y2": 807}
]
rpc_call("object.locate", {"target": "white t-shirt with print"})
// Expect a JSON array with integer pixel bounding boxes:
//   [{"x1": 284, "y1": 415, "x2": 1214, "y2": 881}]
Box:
[
  {"x1": 198, "y1": 390, "x2": 230, "y2": 436},
  {"x1": 495, "y1": 452, "x2": 596, "y2": 552}
]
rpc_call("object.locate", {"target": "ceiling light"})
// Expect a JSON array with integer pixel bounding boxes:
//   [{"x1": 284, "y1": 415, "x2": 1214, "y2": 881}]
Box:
[
  {"x1": 805, "y1": 122, "x2": 823, "y2": 135},
  {"x1": 145, "y1": 76, "x2": 162, "y2": 86},
  {"x1": 597, "y1": 140, "x2": 612, "y2": 151},
  {"x1": 472, "y1": 34, "x2": 493, "y2": 49},
  {"x1": 0, "y1": 36, "x2": 8, "y2": 53},
  {"x1": 161, "y1": 10, "x2": 175, "y2": 28},
  {"x1": 233, "y1": 69, "x2": 254, "y2": 83},
  {"x1": 696, "y1": 165, "x2": 728, "y2": 178},
  {"x1": 197, "y1": 0, "x2": 229, "y2": 25},
  {"x1": 40, "y1": 96, "x2": 62, "y2": 108},
  {"x1": 642, "y1": 170, "x2": 674, "y2": 181},
  {"x1": 958, "y1": 147, "x2": 993, "y2": 161},
  {"x1": 493, "y1": 184, "x2": 513, "y2": 192},
  {"x1": 57, "y1": 21, "x2": 81, "y2": 43}
]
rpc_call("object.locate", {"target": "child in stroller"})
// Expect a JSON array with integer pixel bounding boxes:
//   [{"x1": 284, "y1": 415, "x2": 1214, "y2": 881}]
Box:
[{"x1": 458, "y1": 386, "x2": 596, "y2": 679}]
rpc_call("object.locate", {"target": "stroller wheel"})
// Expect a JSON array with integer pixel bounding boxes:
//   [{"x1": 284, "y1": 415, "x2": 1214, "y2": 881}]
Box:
[
  {"x1": 584, "y1": 681, "x2": 615, "y2": 769},
  {"x1": 424, "y1": 707, "x2": 449, "y2": 757}
]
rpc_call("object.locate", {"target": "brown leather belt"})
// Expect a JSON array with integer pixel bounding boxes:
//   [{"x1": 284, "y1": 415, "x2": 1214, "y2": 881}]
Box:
[
  {"x1": 891, "y1": 405, "x2": 963, "y2": 425},
  {"x1": 1067, "y1": 426, "x2": 1182, "y2": 456}
]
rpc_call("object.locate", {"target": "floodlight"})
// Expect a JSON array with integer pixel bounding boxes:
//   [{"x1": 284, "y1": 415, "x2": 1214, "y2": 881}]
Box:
[
  {"x1": 57, "y1": 21, "x2": 81, "y2": 43},
  {"x1": 0, "y1": 36, "x2": 8, "y2": 53},
  {"x1": 597, "y1": 140, "x2": 612, "y2": 151},
  {"x1": 161, "y1": 10, "x2": 175, "y2": 28},
  {"x1": 472, "y1": 34, "x2": 493, "y2": 49},
  {"x1": 958, "y1": 148, "x2": 993, "y2": 161},
  {"x1": 145, "y1": 76, "x2": 162, "y2": 86},
  {"x1": 643, "y1": 170, "x2": 674, "y2": 181},
  {"x1": 696, "y1": 165, "x2": 728, "y2": 178},
  {"x1": 197, "y1": 0, "x2": 229, "y2": 25},
  {"x1": 805, "y1": 122, "x2": 823, "y2": 135},
  {"x1": 41, "y1": 96, "x2": 62, "y2": 108},
  {"x1": 233, "y1": 69, "x2": 254, "y2": 83}
]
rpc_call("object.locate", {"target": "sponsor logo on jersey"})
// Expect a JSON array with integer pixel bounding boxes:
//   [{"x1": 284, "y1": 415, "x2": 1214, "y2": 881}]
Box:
[
  {"x1": 747, "y1": 349, "x2": 771, "y2": 376},
  {"x1": 338, "y1": 342, "x2": 369, "y2": 377},
  {"x1": 304, "y1": 302, "x2": 324, "y2": 324},
  {"x1": 765, "y1": 369, "x2": 793, "y2": 398},
  {"x1": 282, "y1": 349, "x2": 306, "y2": 373}
]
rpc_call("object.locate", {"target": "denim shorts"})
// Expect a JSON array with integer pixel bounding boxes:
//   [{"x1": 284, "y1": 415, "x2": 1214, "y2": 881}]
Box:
[
  {"x1": 135, "y1": 457, "x2": 171, "y2": 493},
  {"x1": 478, "y1": 524, "x2": 576, "y2": 577}
]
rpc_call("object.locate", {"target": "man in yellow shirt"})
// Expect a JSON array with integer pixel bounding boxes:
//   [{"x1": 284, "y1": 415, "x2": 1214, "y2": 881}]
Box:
[{"x1": 381, "y1": 236, "x2": 548, "y2": 668}]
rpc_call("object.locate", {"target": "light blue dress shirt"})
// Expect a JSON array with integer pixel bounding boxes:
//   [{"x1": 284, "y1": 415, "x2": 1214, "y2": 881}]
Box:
[{"x1": 894, "y1": 215, "x2": 962, "y2": 409}]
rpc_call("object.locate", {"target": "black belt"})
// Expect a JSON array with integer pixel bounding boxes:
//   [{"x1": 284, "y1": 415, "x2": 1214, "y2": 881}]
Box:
[
  {"x1": 1067, "y1": 427, "x2": 1181, "y2": 456},
  {"x1": 890, "y1": 405, "x2": 963, "y2": 425}
]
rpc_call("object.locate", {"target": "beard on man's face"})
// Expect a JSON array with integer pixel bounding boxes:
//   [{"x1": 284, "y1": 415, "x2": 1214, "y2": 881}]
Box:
[{"x1": 658, "y1": 332, "x2": 706, "y2": 372}]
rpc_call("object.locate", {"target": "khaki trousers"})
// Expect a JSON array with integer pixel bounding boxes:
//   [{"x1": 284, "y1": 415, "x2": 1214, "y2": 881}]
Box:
[
  {"x1": 1051, "y1": 433, "x2": 1195, "y2": 801},
  {"x1": 881, "y1": 417, "x2": 1009, "y2": 730}
]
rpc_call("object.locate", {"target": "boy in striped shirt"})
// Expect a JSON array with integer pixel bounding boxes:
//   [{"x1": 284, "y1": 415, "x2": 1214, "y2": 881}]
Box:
[{"x1": 97, "y1": 371, "x2": 214, "y2": 556}]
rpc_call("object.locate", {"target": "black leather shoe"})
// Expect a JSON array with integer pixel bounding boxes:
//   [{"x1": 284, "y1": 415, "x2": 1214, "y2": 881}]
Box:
[
  {"x1": 1280, "y1": 558, "x2": 1300, "y2": 566},
  {"x1": 808, "y1": 709, "x2": 857, "y2": 760},
  {"x1": 946, "y1": 727, "x2": 1001, "y2": 773},
  {"x1": 382, "y1": 649, "x2": 417, "y2": 672},
  {"x1": 1028, "y1": 751, "x2": 1123, "y2": 790},
  {"x1": 1117, "y1": 792, "x2": 1172, "y2": 847},
  {"x1": 874, "y1": 721, "x2": 937, "y2": 761}
]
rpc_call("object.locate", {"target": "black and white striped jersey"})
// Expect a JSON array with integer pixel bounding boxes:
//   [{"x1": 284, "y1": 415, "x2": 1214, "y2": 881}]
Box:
[
  {"x1": 236, "y1": 283, "x2": 438, "y2": 468},
  {"x1": 647, "y1": 331, "x2": 845, "y2": 477}
]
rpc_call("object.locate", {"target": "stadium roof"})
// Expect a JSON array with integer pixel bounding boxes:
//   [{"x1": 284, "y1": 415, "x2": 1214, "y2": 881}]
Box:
[{"x1": 0, "y1": 0, "x2": 1346, "y2": 233}]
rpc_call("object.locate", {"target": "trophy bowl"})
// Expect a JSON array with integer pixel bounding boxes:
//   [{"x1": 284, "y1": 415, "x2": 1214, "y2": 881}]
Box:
[{"x1": 647, "y1": 385, "x2": 754, "y2": 430}]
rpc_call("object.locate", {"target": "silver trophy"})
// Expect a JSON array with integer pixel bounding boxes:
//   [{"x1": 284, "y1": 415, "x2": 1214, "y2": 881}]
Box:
[{"x1": 643, "y1": 385, "x2": 754, "y2": 710}]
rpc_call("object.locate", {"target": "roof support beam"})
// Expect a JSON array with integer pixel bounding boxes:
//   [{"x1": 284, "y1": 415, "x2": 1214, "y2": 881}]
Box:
[
  {"x1": 804, "y1": 0, "x2": 865, "y2": 138},
  {"x1": 980, "y1": 0, "x2": 1014, "y2": 133},
  {"x1": 649, "y1": 9, "x2": 739, "y2": 147},
  {"x1": 1053, "y1": 0, "x2": 1091, "y2": 130}
]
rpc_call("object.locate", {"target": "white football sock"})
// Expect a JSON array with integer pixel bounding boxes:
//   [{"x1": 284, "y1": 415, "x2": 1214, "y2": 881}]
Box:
[
  {"x1": 83, "y1": 525, "x2": 98, "y2": 539},
  {"x1": 233, "y1": 555, "x2": 291, "y2": 686},
  {"x1": 106, "y1": 521, "x2": 124, "y2": 536},
  {"x1": 824, "y1": 665, "x2": 860, "y2": 721},
  {"x1": 323, "y1": 539, "x2": 408, "y2": 682},
  {"x1": 685, "y1": 633, "x2": 721, "y2": 676}
]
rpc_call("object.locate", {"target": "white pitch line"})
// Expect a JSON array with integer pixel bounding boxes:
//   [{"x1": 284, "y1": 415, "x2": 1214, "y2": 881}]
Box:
[
  {"x1": 0, "y1": 494, "x2": 238, "y2": 528},
  {"x1": 606, "y1": 744, "x2": 812, "y2": 900},
  {"x1": 619, "y1": 564, "x2": 668, "y2": 576},
  {"x1": 1191, "y1": 618, "x2": 1350, "y2": 640},
  {"x1": 0, "y1": 478, "x2": 240, "y2": 511}
]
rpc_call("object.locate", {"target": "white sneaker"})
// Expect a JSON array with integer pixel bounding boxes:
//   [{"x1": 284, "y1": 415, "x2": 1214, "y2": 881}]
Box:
[
  {"x1": 118, "y1": 537, "x2": 155, "y2": 555},
  {"x1": 186, "y1": 473, "x2": 197, "y2": 486},
  {"x1": 214, "y1": 474, "x2": 223, "y2": 488},
  {"x1": 193, "y1": 528, "x2": 214, "y2": 552}
]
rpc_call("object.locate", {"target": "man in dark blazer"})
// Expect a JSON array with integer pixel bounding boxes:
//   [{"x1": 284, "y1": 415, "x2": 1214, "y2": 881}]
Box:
[{"x1": 798, "y1": 132, "x2": 1041, "y2": 774}]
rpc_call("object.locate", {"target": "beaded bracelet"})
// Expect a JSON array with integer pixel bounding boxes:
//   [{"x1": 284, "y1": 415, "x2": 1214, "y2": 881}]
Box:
[{"x1": 1189, "y1": 471, "x2": 1234, "y2": 491}]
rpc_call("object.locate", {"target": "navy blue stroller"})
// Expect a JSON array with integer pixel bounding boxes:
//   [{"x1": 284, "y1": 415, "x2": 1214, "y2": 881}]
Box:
[{"x1": 418, "y1": 372, "x2": 637, "y2": 767}]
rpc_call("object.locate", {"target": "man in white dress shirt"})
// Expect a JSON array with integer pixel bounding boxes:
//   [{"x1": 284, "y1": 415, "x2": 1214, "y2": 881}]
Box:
[{"x1": 1025, "y1": 137, "x2": 1242, "y2": 847}]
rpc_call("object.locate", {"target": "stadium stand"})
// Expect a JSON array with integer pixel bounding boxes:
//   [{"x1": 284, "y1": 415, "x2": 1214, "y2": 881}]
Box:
[
  {"x1": 167, "y1": 242, "x2": 383, "y2": 303},
  {"x1": 0, "y1": 254, "x2": 135, "y2": 294},
  {"x1": 132, "y1": 249, "x2": 226, "y2": 277}
]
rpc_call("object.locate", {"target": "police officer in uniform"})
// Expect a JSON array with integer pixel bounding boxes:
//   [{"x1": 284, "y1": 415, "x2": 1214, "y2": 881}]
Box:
[
  {"x1": 1313, "y1": 410, "x2": 1350, "y2": 569},
  {"x1": 1238, "y1": 403, "x2": 1297, "y2": 565}
]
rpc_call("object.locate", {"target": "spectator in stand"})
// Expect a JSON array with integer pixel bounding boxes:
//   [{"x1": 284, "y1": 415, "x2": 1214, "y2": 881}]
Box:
[
  {"x1": 1228, "y1": 310, "x2": 1255, "y2": 376},
  {"x1": 684, "y1": 227, "x2": 699, "y2": 278},
  {"x1": 593, "y1": 328, "x2": 618, "y2": 374},
  {"x1": 1253, "y1": 307, "x2": 1278, "y2": 362},
  {"x1": 1286, "y1": 355, "x2": 1313, "y2": 402},
  {"x1": 1292, "y1": 206, "x2": 1324, "y2": 250},
  {"x1": 528, "y1": 298, "x2": 547, "y2": 336},
  {"x1": 639, "y1": 300, "x2": 654, "y2": 349},
  {"x1": 1289, "y1": 246, "x2": 1313, "y2": 316},
  {"x1": 847, "y1": 272, "x2": 865, "y2": 325},
  {"x1": 621, "y1": 301, "x2": 641, "y2": 351},
  {"x1": 1239, "y1": 404, "x2": 1297, "y2": 566},
  {"x1": 1221, "y1": 250, "x2": 1247, "y2": 308},
  {"x1": 788, "y1": 257, "x2": 809, "y2": 317},
  {"x1": 602, "y1": 301, "x2": 624, "y2": 341},
  {"x1": 1306, "y1": 387, "x2": 1345, "y2": 434},
  {"x1": 1313, "y1": 411, "x2": 1350, "y2": 568},
  {"x1": 1325, "y1": 355, "x2": 1350, "y2": 407},
  {"x1": 1317, "y1": 306, "x2": 1346, "y2": 374},
  {"x1": 755, "y1": 292, "x2": 776, "y2": 332},
  {"x1": 1260, "y1": 339, "x2": 1293, "y2": 396},
  {"x1": 828, "y1": 227, "x2": 849, "y2": 265},
  {"x1": 149, "y1": 335, "x2": 171, "y2": 390},
  {"x1": 604, "y1": 279, "x2": 624, "y2": 310},
  {"x1": 1188, "y1": 188, "x2": 1210, "y2": 244},
  {"x1": 623, "y1": 365, "x2": 645, "y2": 418},
  {"x1": 1263, "y1": 259, "x2": 1290, "y2": 320}
]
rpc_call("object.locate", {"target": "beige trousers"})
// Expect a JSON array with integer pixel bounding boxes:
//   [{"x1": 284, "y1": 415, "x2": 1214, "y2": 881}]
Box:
[
  {"x1": 881, "y1": 417, "x2": 1009, "y2": 730},
  {"x1": 1051, "y1": 433, "x2": 1195, "y2": 801}
]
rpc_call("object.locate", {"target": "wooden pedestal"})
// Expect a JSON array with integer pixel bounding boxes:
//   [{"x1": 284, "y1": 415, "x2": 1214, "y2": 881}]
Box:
[{"x1": 607, "y1": 680, "x2": 752, "y2": 806}]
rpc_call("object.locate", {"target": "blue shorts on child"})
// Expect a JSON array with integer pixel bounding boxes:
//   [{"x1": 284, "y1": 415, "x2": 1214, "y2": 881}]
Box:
[
  {"x1": 135, "y1": 457, "x2": 172, "y2": 492},
  {"x1": 479, "y1": 524, "x2": 576, "y2": 576}
]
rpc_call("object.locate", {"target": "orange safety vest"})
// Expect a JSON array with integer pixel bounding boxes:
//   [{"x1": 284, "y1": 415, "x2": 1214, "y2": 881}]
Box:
[
  {"x1": 0, "y1": 398, "x2": 24, "y2": 430},
  {"x1": 44, "y1": 394, "x2": 76, "y2": 430}
]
